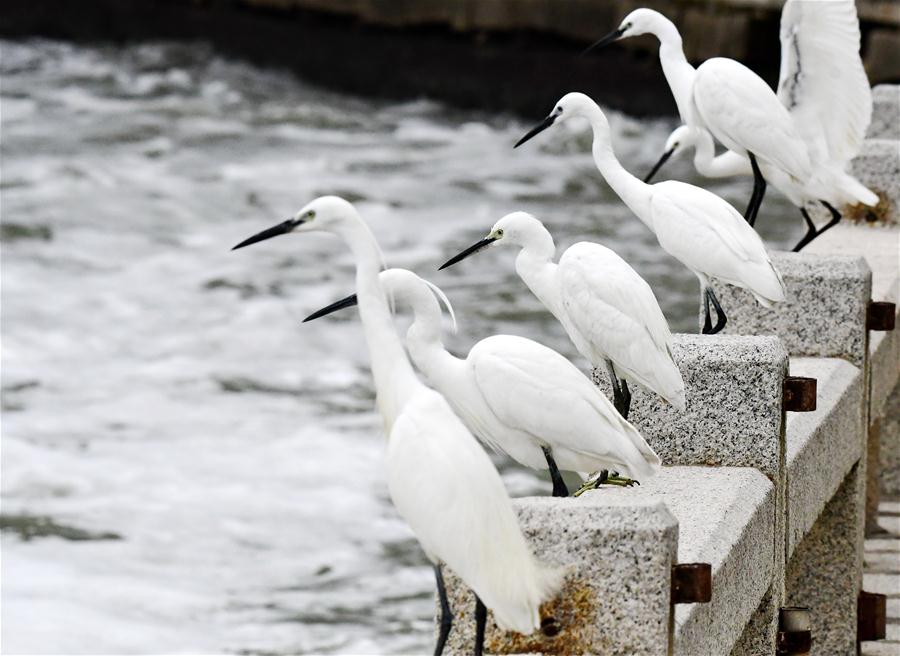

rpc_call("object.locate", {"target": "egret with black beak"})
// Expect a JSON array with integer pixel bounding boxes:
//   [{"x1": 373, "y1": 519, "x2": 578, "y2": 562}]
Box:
[
  {"x1": 639, "y1": 0, "x2": 876, "y2": 252},
  {"x1": 584, "y1": 7, "x2": 815, "y2": 228},
  {"x1": 305, "y1": 267, "x2": 661, "y2": 496},
  {"x1": 232, "y1": 197, "x2": 563, "y2": 656},
  {"x1": 511, "y1": 93, "x2": 786, "y2": 334},
  {"x1": 439, "y1": 212, "x2": 685, "y2": 417}
]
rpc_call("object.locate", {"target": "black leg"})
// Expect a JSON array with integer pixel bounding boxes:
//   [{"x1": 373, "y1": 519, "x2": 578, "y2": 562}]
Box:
[
  {"x1": 434, "y1": 565, "x2": 453, "y2": 656},
  {"x1": 793, "y1": 201, "x2": 841, "y2": 252},
  {"x1": 541, "y1": 446, "x2": 569, "y2": 497},
  {"x1": 702, "y1": 287, "x2": 713, "y2": 335},
  {"x1": 791, "y1": 208, "x2": 818, "y2": 252},
  {"x1": 744, "y1": 153, "x2": 767, "y2": 227},
  {"x1": 474, "y1": 597, "x2": 487, "y2": 656},
  {"x1": 620, "y1": 379, "x2": 631, "y2": 420},
  {"x1": 605, "y1": 360, "x2": 625, "y2": 416},
  {"x1": 706, "y1": 288, "x2": 728, "y2": 335}
]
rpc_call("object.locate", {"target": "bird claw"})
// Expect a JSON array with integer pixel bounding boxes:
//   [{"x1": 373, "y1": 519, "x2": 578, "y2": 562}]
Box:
[
  {"x1": 572, "y1": 471, "x2": 639, "y2": 496},
  {"x1": 605, "y1": 475, "x2": 640, "y2": 487}
]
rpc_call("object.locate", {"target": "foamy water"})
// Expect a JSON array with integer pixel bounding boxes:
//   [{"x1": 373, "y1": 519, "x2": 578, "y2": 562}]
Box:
[{"x1": 0, "y1": 39, "x2": 800, "y2": 654}]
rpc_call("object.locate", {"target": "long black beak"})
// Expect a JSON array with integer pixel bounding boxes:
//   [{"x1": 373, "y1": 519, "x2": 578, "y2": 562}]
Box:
[
  {"x1": 232, "y1": 219, "x2": 296, "y2": 250},
  {"x1": 643, "y1": 147, "x2": 676, "y2": 184},
  {"x1": 303, "y1": 293, "x2": 359, "y2": 323},
  {"x1": 514, "y1": 114, "x2": 556, "y2": 148},
  {"x1": 581, "y1": 27, "x2": 625, "y2": 56},
  {"x1": 438, "y1": 236, "x2": 499, "y2": 270}
]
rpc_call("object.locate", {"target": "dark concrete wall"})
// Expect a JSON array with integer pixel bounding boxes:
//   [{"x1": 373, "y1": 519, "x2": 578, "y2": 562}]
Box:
[{"x1": 1, "y1": 0, "x2": 896, "y2": 118}]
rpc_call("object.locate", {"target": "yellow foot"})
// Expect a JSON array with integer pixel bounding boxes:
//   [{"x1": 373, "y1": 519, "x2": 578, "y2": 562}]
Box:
[{"x1": 572, "y1": 471, "x2": 640, "y2": 496}]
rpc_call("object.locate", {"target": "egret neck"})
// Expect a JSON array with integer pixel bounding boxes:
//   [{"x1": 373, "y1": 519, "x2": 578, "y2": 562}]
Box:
[
  {"x1": 338, "y1": 216, "x2": 419, "y2": 427},
  {"x1": 653, "y1": 18, "x2": 698, "y2": 126},
  {"x1": 403, "y1": 283, "x2": 464, "y2": 378},
  {"x1": 512, "y1": 225, "x2": 560, "y2": 315},
  {"x1": 585, "y1": 105, "x2": 654, "y2": 229}
]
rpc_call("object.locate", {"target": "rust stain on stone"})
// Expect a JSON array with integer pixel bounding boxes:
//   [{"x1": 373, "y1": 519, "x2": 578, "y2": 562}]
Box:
[{"x1": 485, "y1": 579, "x2": 598, "y2": 655}]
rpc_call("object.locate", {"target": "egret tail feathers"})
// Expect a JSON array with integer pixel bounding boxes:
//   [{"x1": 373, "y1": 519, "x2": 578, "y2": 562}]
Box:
[{"x1": 483, "y1": 558, "x2": 566, "y2": 634}]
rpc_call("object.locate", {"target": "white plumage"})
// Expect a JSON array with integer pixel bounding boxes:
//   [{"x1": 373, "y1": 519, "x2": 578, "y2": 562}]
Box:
[
  {"x1": 319, "y1": 268, "x2": 663, "y2": 487},
  {"x1": 233, "y1": 197, "x2": 563, "y2": 650},
  {"x1": 627, "y1": 2, "x2": 876, "y2": 248},
  {"x1": 512, "y1": 93, "x2": 786, "y2": 333},
  {"x1": 777, "y1": 0, "x2": 872, "y2": 167},
  {"x1": 440, "y1": 211, "x2": 685, "y2": 416}
]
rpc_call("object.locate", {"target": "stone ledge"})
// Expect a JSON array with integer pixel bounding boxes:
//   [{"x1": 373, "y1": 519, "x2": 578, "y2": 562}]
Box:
[
  {"x1": 660, "y1": 468, "x2": 775, "y2": 656},
  {"x1": 786, "y1": 358, "x2": 865, "y2": 558},
  {"x1": 868, "y1": 85, "x2": 899, "y2": 140},
  {"x1": 593, "y1": 334, "x2": 788, "y2": 479},
  {"x1": 709, "y1": 252, "x2": 872, "y2": 367},
  {"x1": 440, "y1": 496, "x2": 678, "y2": 655}
]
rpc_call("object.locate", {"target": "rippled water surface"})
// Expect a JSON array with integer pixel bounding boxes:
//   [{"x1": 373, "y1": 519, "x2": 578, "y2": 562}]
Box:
[{"x1": 1, "y1": 39, "x2": 801, "y2": 654}]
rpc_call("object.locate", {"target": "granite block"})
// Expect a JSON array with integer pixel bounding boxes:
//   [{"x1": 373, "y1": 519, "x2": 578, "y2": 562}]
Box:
[
  {"x1": 868, "y1": 85, "x2": 899, "y2": 140},
  {"x1": 785, "y1": 358, "x2": 865, "y2": 558},
  {"x1": 786, "y1": 464, "x2": 865, "y2": 656},
  {"x1": 802, "y1": 221, "x2": 899, "y2": 521},
  {"x1": 731, "y1": 585, "x2": 781, "y2": 656},
  {"x1": 594, "y1": 334, "x2": 788, "y2": 479},
  {"x1": 660, "y1": 468, "x2": 776, "y2": 656},
  {"x1": 439, "y1": 496, "x2": 677, "y2": 655},
  {"x1": 708, "y1": 253, "x2": 872, "y2": 367},
  {"x1": 880, "y1": 382, "x2": 900, "y2": 496}
]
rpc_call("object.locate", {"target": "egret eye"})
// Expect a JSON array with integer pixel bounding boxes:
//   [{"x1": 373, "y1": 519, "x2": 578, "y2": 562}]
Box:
[
  {"x1": 307, "y1": 210, "x2": 316, "y2": 220},
  {"x1": 496, "y1": 229, "x2": 504, "y2": 238}
]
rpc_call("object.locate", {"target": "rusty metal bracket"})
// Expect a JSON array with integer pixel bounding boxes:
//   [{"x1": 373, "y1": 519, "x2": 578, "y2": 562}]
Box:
[
  {"x1": 867, "y1": 301, "x2": 896, "y2": 331},
  {"x1": 671, "y1": 563, "x2": 711, "y2": 604},
  {"x1": 784, "y1": 377, "x2": 817, "y2": 412},
  {"x1": 858, "y1": 590, "x2": 886, "y2": 642},
  {"x1": 777, "y1": 606, "x2": 811, "y2": 655}
]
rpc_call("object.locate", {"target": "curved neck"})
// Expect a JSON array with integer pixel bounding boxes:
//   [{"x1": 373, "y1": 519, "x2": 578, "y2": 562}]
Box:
[
  {"x1": 339, "y1": 221, "x2": 419, "y2": 426},
  {"x1": 655, "y1": 26, "x2": 697, "y2": 125},
  {"x1": 691, "y1": 129, "x2": 752, "y2": 177},
  {"x1": 515, "y1": 237, "x2": 561, "y2": 316},
  {"x1": 586, "y1": 106, "x2": 654, "y2": 228},
  {"x1": 690, "y1": 128, "x2": 717, "y2": 174}
]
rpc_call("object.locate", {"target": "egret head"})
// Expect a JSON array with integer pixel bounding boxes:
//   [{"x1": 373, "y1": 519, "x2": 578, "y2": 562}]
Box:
[
  {"x1": 438, "y1": 212, "x2": 547, "y2": 270},
  {"x1": 232, "y1": 196, "x2": 357, "y2": 250},
  {"x1": 583, "y1": 8, "x2": 674, "y2": 54},
  {"x1": 643, "y1": 125, "x2": 694, "y2": 183},
  {"x1": 514, "y1": 92, "x2": 598, "y2": 148},
  {"x1": 303, "y1": 268, "x2": 457, "y2": 334}
]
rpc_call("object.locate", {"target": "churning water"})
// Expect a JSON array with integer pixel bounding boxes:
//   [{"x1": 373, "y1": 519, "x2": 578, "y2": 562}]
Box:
[{"x1": 1, "y1": 39, "x2": 800, "y2": 654}]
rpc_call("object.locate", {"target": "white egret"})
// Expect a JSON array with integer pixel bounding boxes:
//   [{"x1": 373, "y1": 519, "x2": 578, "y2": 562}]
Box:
[
  {"x1": 643, "y1": 0, "x2": 877, "y2": 252},
  {"x1": 512, "y1": 93, "x2": 786, "y2": 334},
  {"x1": 585, "y1": 7, "x2": 818, "y2": 227},
  {"x1": 232, "y1": 197, "x2": 563, "y2": 656},
  {"x1": 438, "y1": 213, "x2": 685, "y2": 418},
  {"x1": 304, "y1": 267, "x2": 662, "y2": 495}
]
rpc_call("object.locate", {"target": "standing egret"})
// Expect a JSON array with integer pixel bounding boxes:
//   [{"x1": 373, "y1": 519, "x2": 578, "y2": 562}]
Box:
[
  {"x1": 232, "y1": 197, "x2": 563, "y2": 656},
  {"x1": 585, "y1": 7, "x2": 816, "y2": 227},
  {"x1": 438, "y1": 212, "x2": 685, "y2": 417},
  {"x1": 304, "y1": 267, "x2": 662, "y2": 496},
  {"x1": 512, "y1": 93, "x2": 786, "y2": 334},
  {"x1": 642, "y1": 0, "x2": 877, "y2": 252}
]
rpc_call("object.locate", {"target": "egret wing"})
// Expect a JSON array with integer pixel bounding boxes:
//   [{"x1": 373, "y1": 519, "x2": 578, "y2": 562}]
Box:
[
  {"x1": 651, "y1": 181, "x2": 785, "y2": 303},
  {"x1": 558, "y1": 243, "x2": 673, "y2": 354},
  {"x1": 386, "y1": 391, "x2": 562, "y2": 633},
  {"x1": 693, "y1": 58, "x2": 812, "y2": 181},
  {"x1": 469, "y1": 336, "x2": 649, "y2": 465},
  {"x1": 777, "y1": 0, "x2": 870, "y2": 165}
]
